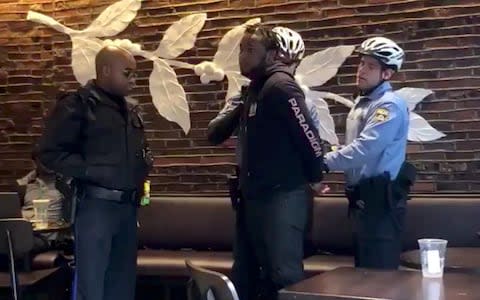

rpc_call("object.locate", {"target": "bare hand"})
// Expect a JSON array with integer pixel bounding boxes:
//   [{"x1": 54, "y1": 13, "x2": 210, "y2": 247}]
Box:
[
  {"x1": 145, "y1": 151, "x2": 154, "y2": 168},
  {"x1": 311, "y1": 183, "x2": 330, "y2": 195}
]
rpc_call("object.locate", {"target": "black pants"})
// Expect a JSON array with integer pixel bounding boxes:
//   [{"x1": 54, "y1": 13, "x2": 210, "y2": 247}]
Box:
[
  {"x1": 72, "y1": 195, "x2": 137, "y2": 300},
  {"x1": 232, "y1": 186, "x2": 309, "y2": 300},
  {"x1": 352, "y1": 204, "x2": 406, "y2": 269}
]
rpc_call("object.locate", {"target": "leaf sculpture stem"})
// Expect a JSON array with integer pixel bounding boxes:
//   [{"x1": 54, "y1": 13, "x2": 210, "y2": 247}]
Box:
[
  {"x1": 163, "y1": 59, "x2": 196, "y2": 70},
  {"x1": 27, "y1": 11, "x2": 78, "y2": 35},
  {"x1": 139, "y1": 52, "x2": 196, "y2": 71},
  {"x1": 315, "y1": 92, "x2": 354, "y2": 108}
]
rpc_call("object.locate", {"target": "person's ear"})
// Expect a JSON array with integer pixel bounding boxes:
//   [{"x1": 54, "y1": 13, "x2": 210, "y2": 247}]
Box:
[
  {"x1": 382, "y1": 68, "x2": 394, "y2": 81},
  {"x1": 102, "y1": 65, "x2": 111, "y2": 77}
]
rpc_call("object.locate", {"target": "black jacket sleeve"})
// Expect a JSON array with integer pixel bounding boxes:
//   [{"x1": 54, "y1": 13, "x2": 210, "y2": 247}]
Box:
[
  {"x1": 265, "y1": 80, "x2": 324, "y2": 183},
  {"x1": 144, "y1": 140, "x2": 154, "y2": 172},
  {"x1": 132, "y1": 104, "x2": 154, "y2": 174},
  {"x1": 207, "y1": 97, "x2": 243, "y2": 145},
  {"x1": 37, "y1": 94, "x2": 88, "y2": 180}
]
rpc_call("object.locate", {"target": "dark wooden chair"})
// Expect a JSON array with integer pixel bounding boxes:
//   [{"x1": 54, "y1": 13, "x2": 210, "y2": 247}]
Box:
[
  {"x1": 186, "y1": 260, "x2": 239, "y2": 300},
  {"x1": 0, "y1": 218, "x2": 66, "y2": 300}
]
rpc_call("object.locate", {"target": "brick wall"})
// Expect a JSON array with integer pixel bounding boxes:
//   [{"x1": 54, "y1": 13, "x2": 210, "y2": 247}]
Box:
[{"x1": 1, "y1": 0, "x2": 479, "y2": 195}]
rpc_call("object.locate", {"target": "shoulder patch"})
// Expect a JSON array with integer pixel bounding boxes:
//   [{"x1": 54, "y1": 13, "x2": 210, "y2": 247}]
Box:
[{"x1": 374, "y1": 108, "x2": 389, "y2": 122}]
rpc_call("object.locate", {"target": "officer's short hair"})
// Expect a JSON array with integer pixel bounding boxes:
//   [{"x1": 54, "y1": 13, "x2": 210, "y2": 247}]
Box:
[{"x1": 244, "y1": 23, "x2": 280, "y2": 52}]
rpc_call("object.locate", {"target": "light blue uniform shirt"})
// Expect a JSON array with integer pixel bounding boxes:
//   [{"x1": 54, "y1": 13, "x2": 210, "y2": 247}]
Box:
[{"x1": 325, "y1": 81, "x2": 409, "y2": 186}]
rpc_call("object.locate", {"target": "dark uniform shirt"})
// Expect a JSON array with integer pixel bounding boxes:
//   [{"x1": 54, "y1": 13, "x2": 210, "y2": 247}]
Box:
[{"x1": 38, "y1": 80, "x2": 151, "y2": 191}]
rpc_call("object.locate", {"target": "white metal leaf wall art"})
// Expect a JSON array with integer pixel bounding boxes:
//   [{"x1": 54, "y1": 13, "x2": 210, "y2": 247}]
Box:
[
  {"x1": 27, "y1": 1, "x2": 207, "y2": 134},
  {"x1": 27, "y1": 0, "x2": 143, "y2": 85},
  {"x1": 170, "y1": 18, "x2": 349, "y2": 145},
  {"x1": 295, "y1": 46, "x2": 356, "y2": 145},
  {"x1": 210, "y1": 37, "x2": 445, "y2": 144},
  {"x1": 26, "y1": 0, "x2": 445, "y2": 142},
  {"x1": 316, "y1": 88, "x2": 446, "y2": 142},
  {"x1": 161, "y1": 18, "x2": 261, "y2": 102},
  {"x1": 395, "y1": 87, "x2": 446, "y2": 142}
]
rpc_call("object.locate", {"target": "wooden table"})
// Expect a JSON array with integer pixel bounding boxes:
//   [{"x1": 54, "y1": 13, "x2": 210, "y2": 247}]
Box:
[
  {"x1": 279, "y1": 267, "x2": 480, "y2": 300},
  {"x1": 401, "y1": 248, "x2": 480, "y2": 274},
  {"x1": 32, "y1": 221, "x2": 71, "y2": 234}
]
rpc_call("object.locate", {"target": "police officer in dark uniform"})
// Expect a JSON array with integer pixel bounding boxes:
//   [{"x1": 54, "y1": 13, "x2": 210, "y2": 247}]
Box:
[
  {"x1": 323, "y1": 37, "x2": 414, "y2": 269},
  {"x1": 209, "y1": 24, "x2": 325, "y2": 300},
  {"x1": 37, "y1": 45, "x2": 152, "y2": 300}
]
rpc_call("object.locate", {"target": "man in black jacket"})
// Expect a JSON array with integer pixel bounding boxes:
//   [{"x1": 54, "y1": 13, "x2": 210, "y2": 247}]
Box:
[
  {"x1": 37, "y1": 45, "x2": 152, "y2": 300},
  {"x1": 208, "y1": 24, "x2": 325, "y2": 300}
]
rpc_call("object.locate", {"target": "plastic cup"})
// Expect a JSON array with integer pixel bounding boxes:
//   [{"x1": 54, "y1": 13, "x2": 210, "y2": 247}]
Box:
[
  {"x1": 421, "y1": 277, "x2": 444, "y2": 300},
  {"x1": 33, "y1": 199, "x2": 50, "y2": 229},
  {"x1": 418, "y1": 239, "x2": 448, "y2": 278}
]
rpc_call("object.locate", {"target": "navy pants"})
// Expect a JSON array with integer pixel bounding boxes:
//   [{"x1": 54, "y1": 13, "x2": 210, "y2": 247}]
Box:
[
  {"x1": 72, "y1": 195, "x2": 137, "y2": 300},
  {"x1": 232, "y1": 186, "x2": 309, "y2": 300}
]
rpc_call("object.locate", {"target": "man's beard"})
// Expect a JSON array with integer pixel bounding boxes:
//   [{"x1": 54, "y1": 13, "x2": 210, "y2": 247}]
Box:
[
  {"x1": 244, "y1": 54, "x2": 268, "y2": 81},
  {"x1": 359, "y1": 80, "x2": 384, "y2": 96},
  {"x1": 358, "y1": 73, "x2": 384, "y2": 96}
]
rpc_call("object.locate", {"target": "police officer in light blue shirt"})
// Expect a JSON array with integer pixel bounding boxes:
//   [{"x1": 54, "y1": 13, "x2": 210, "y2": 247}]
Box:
[{"x1": 323, "y1": 37, "x2": 410, "y2": 269}]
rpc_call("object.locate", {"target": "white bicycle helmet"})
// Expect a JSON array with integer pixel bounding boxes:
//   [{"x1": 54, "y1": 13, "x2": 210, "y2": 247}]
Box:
[
  {"x1": 357, "y1": 37, "x2": 405, "y2": 71},
  {"x1": 272, "y1": 26, "x2": 305, "y2": 62}
]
